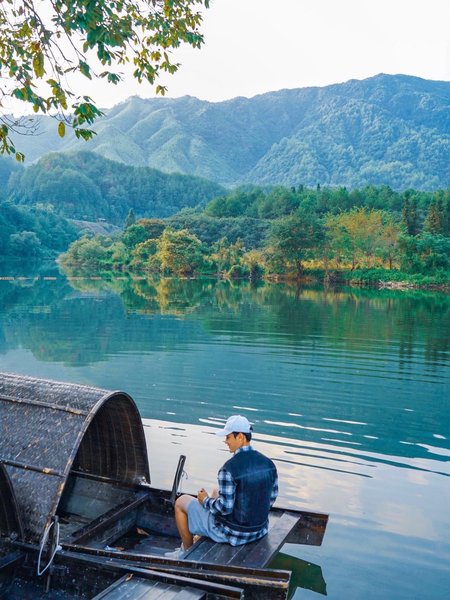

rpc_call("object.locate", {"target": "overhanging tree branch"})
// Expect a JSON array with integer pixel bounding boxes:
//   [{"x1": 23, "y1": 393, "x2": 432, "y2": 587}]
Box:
[{"x1": 0, "y1": 0, "x2": 209, "y2": 159}]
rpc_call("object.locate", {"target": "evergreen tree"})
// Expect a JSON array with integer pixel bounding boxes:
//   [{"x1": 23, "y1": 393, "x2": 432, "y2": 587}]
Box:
[
  {"x1": 124, "y1": 208, "x2": 136, "y2": 229},
  {"x1": 424, "y1": 199, "x2": 447, "y2": 235},
  {"x1": 402, "y1": 197, "x2": 420, "y2": 236}
]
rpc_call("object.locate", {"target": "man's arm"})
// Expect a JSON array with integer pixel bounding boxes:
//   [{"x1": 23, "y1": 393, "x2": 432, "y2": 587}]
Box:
[{"x1": 201, "y1": 468, "x2": 235, "y2": 516}]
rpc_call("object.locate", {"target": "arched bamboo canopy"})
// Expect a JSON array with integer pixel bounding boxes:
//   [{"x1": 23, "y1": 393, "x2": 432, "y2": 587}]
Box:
[{"x1": 0, "y1": 373, "x2": 150, "y2": 543}]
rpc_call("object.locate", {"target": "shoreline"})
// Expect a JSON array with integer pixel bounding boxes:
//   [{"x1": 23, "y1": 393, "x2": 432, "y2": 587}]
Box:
[{"x1": 264, "y1": 270, "x2": 450, "y2": 292}]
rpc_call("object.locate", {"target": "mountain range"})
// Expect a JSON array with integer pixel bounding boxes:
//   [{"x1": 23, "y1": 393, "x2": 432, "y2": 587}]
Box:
[{"x1": 7, "y1": 73, "x2": 450, "y2": 190}]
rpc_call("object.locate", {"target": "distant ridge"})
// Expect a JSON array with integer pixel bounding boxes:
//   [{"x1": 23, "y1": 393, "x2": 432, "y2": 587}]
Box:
[{"x1": 9, "y1": 74, "x2": 450, "y2": 190}]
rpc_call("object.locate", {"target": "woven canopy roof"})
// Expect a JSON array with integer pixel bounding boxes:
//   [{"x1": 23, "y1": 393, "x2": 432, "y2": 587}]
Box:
[{"x1": 0, "y1": 373, "x2": 150, "y2": 543}]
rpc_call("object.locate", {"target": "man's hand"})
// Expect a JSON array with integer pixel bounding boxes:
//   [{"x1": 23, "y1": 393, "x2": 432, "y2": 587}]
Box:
[{"x1": 197, "y1": 488, "x2": 208, "y2": 504}]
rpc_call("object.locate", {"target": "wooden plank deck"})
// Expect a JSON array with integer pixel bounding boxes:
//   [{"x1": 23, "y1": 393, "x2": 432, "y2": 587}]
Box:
[
  {"x1": 0, "y1": 549, "x2": 24, "y2": 570},
  {"x1": 91, "y1": 574, "x2": 206, "y2": 600},
  {"x1": 184, "y1": 511, "x2": 300, "y2": 568}
]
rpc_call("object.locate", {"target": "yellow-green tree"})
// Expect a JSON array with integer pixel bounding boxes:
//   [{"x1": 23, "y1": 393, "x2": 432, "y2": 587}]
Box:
[
  {"x1": 241, "y1": 249, "x2": 265, "y2": 281},
  {"x1": 131, "y1": 238, "x2": 161, "y2": 271},
  {"x1": 122, "y1": 219, "x2": 166, "y2": 249},
  {"x1": 157, "y1": 228, "x2": 206, "y2": 275},
  {"x1": 325, "y1": 208, "x2": 402, "y2": 269},
  {"x1": 209, "y1": 238, "x2": 245, "y2": 275},
  {"x1": 377, "y1": 215, "x2": 403, "y2": 269}
]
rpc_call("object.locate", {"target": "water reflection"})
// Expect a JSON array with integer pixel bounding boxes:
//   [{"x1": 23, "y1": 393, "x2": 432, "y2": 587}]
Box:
[
  {"x1": 1, "y1": 270, "x2": 450, "y2": 599},
  {"x1": 270, "y1": 553, "x2": 327, "y2": 597},
  {"x1": 0, "y1": 274, "x2": 449, "y2": 465},
  {"x1": 144, "y1": 420, "x2": 450, "y2": 600}
]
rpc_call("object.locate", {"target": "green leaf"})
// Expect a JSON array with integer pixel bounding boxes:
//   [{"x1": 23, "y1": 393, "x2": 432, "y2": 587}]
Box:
[
  {"x1": 58, "y1": 121, "x2": 66, "y2": 138},
  {"x1": 79, "y1": 61, "x2": 92, "y2": 79},
  {"x1": 33, "y1": 51, "x2": 45, "y2": 78}
]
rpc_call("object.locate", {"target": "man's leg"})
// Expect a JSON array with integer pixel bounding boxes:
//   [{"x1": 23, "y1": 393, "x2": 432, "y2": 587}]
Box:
[{"x1": 174, "y1": 495, "x2": 195, "y2": 549}]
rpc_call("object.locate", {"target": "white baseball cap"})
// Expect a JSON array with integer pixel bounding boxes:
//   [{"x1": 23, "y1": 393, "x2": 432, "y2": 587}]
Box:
[{"x1": 215, "y1": 415, "x2": 253, "y2": 436}]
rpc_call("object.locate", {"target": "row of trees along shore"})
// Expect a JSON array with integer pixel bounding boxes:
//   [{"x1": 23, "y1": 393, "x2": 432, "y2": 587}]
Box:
[{"x1": 60, "y1": 185, "x2": 450, "y2": 287}]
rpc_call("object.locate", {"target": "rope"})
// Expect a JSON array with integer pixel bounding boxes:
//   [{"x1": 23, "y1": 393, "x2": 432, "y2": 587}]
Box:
[{"x1": 36, "y1": 518, "x2": 61, "y2": 576}]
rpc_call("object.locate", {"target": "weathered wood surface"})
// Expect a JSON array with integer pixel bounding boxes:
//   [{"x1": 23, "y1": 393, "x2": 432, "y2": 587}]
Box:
[
  {"x1": 65, "y1": 545, "x2": 290, "y2": 600},
  {"x1": 0, "y1": 549, "x2": 24, "y2": 570},
  {"x1": 57, "y1": 550, "x2": 244, "y2": 599},
  {"x1": 3, "y1": 544, "x2": 244, "y2": 599},
  {"x1": 92, "y1": 574, "x2": 207, "y2": 600},
  {"x1": 185, "y1": 512, "x2": 299, "y2": 567},
  {"x1": 283, "y1": 510, "x2": 329, "y2": 546},
  {"x1": 65, "y1": 489, "x2": 151, "y2": 545}
]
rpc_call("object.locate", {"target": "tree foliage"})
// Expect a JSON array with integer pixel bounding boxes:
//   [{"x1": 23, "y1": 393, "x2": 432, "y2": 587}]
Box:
[
  {"x1": 325, "y1": 208, "x2": 402, "y2": 269},
  {"x1": 267, "y1": 211, "x2": 323, "y2": 276},
  {"x1": 58, "y1": 184, "x2": 450, "y2": 283},
  {"x1": 8, "y1": 151, "x2": 224, "y2": 222},
  {"x1": 8, "y1": 74, "x2": 449, "y2": 189},
  {"x1": 157, "y1": 228, "x2": 206, "y2": 275},
  {"x1": 0, "y1": 201, "x2": 77, "y2": 257},
  {"x1": 0, "y1": 0, "x2": 209, "y2": 157}
]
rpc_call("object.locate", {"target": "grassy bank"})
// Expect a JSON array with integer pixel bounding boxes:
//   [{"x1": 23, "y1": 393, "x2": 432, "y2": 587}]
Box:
[{"x1": 304, "y1": 268, "x2": 450, "y2": 291}]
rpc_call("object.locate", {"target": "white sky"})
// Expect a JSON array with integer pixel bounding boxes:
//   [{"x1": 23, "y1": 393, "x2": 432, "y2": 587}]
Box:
[
  {"x1": 109, "y1": 0, "x2": 450, "y2": 105},
  {"x1": 4, "y1": 0, "x2": 450, "y2": 113}
]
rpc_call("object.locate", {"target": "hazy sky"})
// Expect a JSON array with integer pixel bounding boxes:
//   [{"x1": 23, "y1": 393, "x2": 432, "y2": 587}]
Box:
[
  {"x1": 155, "y1": 0, "x2": 450, "y2": 102},
  {"x1": 92, "y1": 0, "x2": 449, "y2": 106},
  {"x1": 5, "y1": 0, "x2": 450, "y2": 113}
]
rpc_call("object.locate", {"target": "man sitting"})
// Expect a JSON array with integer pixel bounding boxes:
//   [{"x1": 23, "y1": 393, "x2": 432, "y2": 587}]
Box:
[{"x1": 166, "y1": 415, "x2": 278, "y2": 558}]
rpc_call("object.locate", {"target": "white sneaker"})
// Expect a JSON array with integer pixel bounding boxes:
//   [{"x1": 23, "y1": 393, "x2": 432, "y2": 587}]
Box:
[{"x1": 164, "y1": 545, "x2": 186, "y2": 559}]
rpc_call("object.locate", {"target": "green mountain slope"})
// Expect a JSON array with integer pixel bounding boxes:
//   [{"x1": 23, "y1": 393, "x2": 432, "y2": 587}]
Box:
[
  {"x1": 10, "y1": 74, "x2": 450, "y2": 190},
  {"x1": 8, "y1": 151, "x2": 225, "y2": 224}
]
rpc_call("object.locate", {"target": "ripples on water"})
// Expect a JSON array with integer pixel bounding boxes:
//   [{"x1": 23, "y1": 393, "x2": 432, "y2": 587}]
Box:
[
  {"x1": 0, "y1": 273, "x2": 449, "y2": 599},
  {"x1": 145, "y1": 418, "x2": 450, "y2": 600}
]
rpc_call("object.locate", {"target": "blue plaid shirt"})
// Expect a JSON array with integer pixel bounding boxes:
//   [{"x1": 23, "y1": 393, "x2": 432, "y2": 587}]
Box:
[{"x1": 202, "y1": 446, "x2": 278, "y2": 546}]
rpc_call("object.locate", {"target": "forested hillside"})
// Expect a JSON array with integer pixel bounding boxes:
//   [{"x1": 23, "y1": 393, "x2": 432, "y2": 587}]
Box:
[
  {"x1": 8, "y1": 152, "x2": 225, "y2": 224},
  {"x1": 60, "y1": 184, "x2": 450, "y2": 287},
  {"x1": 0, "y1": 202, "x2": 77, "y2": 258},
  {"x1": 0, "y1": 157, "x2": 22, "y2": 201},
  {"x1": 8, "y1": 74, "x2": 450, "y2": 190}
]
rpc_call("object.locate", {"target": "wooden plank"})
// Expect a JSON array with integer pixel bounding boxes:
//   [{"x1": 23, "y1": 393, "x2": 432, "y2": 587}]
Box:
[
  {"x1": 237, "y1": 513, "x2": 299, "y2": 568},
  {"x1": 283, "y1": 511, "x2": 329, "y2": 546},
  {"x1": 134, "y1": 580, "x2": 170, "y2": 600},
  {"x1": 174, "y1": 590, "x2": 206, "y2": 600},
  {"x1": 91, "y1": 575, "x2": 206, "y2": 600},
  {"x1": 59, "y1": 550, "x2": 245, "y2": 598},
  {"x1": 185, "y1": 511, "x2": 299, "y2": 568},
  {"x1": 155, "y1": 586, "x2": 205, "y2": 600},
  {"x1": 68, "y1": 490, "x2": 150, "y2": 544},
  {"x1": 186, "y1": 539, "x2": 245, "y2": 566},
  {"x1": 93, "y1": 576, "x2": 166, "y2": 600},
  {"x1": 91, "y1": 574, "x2": 134, "y2": 599},
  {"x1": 0, "y1": 550, "x2": 24, "y2": 570},
  {"x1": 183, "y1": 538, "x2": 215, "y2": 562},
  {"x1": 136, "y1": 508, "x2": 180, "y2": 538}
]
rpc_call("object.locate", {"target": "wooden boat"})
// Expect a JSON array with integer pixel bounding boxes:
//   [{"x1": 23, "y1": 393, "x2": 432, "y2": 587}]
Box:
[
  {"x1": 0, "y1": 372, "x2": 328, "y2": 599},
  {"x1": 1, "y1": 461, "x2": 243, "y2": 599}
]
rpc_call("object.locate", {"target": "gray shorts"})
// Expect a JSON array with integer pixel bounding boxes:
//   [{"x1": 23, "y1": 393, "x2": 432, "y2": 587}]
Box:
[{"x1": 187, "y1": 500, "x2": 229, "y2": 543}]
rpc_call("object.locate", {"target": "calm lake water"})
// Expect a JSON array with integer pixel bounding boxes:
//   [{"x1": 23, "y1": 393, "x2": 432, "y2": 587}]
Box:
[{"x1": 1, "y1": 262, "x2": 449, "y2": 599}]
